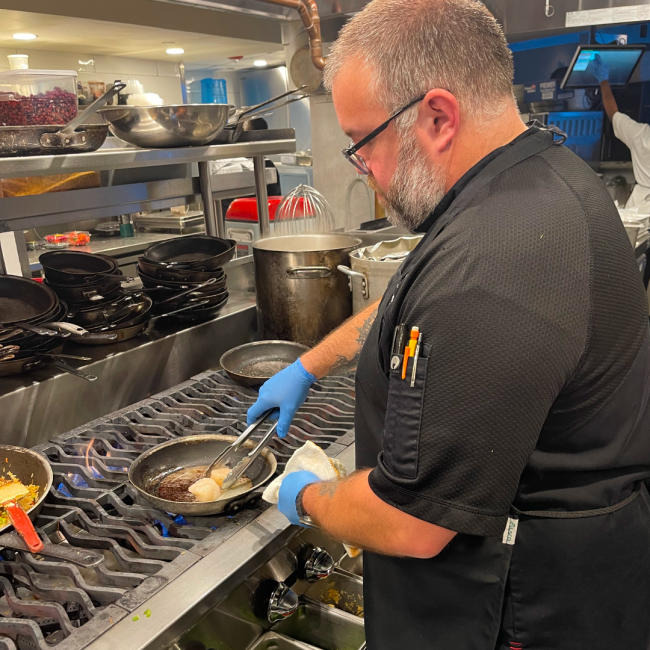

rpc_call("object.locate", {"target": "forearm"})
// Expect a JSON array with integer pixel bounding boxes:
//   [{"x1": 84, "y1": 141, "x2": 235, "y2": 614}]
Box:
[
  {"x1": 300, "y1": 300, "x2": 379, "y2": 379},
  {"x1": 600, "y1": 80, "x2": 618, "y2": 121},
  {"x1": 301, "y1": 470, "x2": 456, "y2": 558}
]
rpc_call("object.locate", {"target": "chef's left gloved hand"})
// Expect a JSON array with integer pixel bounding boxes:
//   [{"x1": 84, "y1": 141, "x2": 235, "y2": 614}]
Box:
[
  {"x1": 277, "y1": 470, "x2": 319, "y2": 525},
  {"x1": 587, "y1": 53, "x2": 609, "y2": 83},
  {"x1": 247, "y1": 359, "x2": 317, "y2": 438}
]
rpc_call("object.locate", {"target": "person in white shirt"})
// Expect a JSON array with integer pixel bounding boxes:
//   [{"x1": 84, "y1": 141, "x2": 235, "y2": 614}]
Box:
[{"x1": 589, "y1": 54, "x2": 650, "y2": 211}]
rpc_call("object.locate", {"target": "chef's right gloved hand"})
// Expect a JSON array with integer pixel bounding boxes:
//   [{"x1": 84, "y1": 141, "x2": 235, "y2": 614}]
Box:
[
  {"x1": 587, "y1": 53, "x2": 609, "y2": 83},
  {"x1": 247, "y1": 358, "x2": 317, "y2": 438}
]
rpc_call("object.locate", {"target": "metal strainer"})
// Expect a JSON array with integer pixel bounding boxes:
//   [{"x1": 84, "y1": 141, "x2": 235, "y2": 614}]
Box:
[{"x1": 273, "y1": 184, "x2": 335, "y2": 237}]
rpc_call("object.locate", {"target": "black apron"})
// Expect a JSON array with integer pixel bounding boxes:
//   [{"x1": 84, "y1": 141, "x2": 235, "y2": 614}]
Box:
[{"x1": 355, "y1": 128, "x2": 650, "y2": 650}]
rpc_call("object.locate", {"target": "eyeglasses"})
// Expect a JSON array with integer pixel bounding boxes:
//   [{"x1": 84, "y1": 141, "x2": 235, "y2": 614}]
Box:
[{"x1": 342, "y1": 94, "x2": 426, "y2": 175}]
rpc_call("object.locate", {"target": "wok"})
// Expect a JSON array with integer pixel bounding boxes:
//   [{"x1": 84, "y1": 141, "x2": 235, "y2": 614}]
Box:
[
  {"x1": 128, "y1": 434, "x2": 277, "y2": 516},
  {"x1": 0, "y1": 83, "x2": 124, "y2": 158},
  {"x1": 40, "y1": 251, "x2": 120, "y2": 285},
  {"x1": 220, "y1": 340, "x2": 310, "y2": 388},
  {"x1": 143, "y1": 236, "x2": 236, "y2": 271},
  {"x1": 137, "y1": 257, "x2": 225, "y2": 283}
]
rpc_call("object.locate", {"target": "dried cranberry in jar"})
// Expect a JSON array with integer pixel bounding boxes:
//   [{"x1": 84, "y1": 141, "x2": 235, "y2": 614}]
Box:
[{"x1": 0, "y1": 87, "x2": 77, "y2": 126}]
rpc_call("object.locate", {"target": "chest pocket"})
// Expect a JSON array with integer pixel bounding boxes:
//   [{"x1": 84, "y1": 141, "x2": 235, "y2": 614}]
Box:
[
  {"x1": 376, "y1": 269, "x2": 411, "y2": 375},
  {"x1": 382, "y1": 345, "x2": 431, "y2": 479}
]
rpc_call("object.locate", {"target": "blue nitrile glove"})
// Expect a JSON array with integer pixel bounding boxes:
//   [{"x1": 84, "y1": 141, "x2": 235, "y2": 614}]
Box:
[
  {"x1": 278, "y1": 470, "x2": 320, "y2": 525},
  {"x1": 587, "y1": 53, "x2": 609, "y2": 83},
  {"x1": 247, "y1": 358, "x2": 316, "y2": 438}
]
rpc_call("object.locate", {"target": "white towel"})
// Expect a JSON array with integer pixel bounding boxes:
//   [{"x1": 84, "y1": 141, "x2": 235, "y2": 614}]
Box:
[
  {"x1": 263, "y1": 440, "x2": 347, "y2": 503},
  {"x1": 263, "y1": 441, "x2": 361, "y2": 558}
]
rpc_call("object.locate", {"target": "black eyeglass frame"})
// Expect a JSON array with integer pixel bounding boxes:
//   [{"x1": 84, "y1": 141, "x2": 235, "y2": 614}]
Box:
[{"x1": 342, "y1": 94, "x2": 427, "y2": 174}]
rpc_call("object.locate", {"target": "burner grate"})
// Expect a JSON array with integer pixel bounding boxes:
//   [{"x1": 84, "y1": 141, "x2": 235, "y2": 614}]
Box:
[{"x1": 9, "y1": 369, "x2": 356, "y2": 649}]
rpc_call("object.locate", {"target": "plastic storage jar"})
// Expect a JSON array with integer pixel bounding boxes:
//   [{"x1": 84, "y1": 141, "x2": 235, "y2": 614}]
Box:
[{"x1": 0, "y1": 69, "x2": 78, "y2": 126}]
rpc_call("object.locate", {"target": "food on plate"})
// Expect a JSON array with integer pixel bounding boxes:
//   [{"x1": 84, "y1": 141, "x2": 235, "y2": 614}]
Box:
[
  {"x1": 188, "y1": 478, "x2": 222, "y2": 502},
  {"x1": 209, "y1": 467, "x2": 231, "y2": 487}
]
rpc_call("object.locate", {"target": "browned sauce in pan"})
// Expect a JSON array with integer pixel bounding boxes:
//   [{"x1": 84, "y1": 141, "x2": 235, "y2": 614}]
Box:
[{"x1": 157, "y1": 466, "x2": 207, "y2": 502}]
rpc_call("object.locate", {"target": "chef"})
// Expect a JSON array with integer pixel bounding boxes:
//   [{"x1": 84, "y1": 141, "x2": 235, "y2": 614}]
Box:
[
  {"x1": 589, "y1": 53, "x2": 650, "y2": 210},
  {"x1": 247, "y1": 1, "x2": 650, "y2": 648}
]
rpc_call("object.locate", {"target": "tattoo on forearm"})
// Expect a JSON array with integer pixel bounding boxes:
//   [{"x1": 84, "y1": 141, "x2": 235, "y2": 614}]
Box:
[
  {"x1": 318, "y1": 482, "x2": 339, "y2": 499},
  {"x1": 326, "y1": 309, "x2": 377, "y2": 375}
]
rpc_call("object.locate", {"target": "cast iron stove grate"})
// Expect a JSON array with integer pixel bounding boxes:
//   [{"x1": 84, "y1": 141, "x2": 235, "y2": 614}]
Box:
[{"x1": 0, "y1": 369, "x2": 356, "y2": 649}]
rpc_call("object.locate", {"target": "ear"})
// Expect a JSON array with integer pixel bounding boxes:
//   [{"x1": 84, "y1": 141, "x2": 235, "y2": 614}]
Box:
[{"x1": 416, "y1": 89, "x2": 460, "y2": 154}]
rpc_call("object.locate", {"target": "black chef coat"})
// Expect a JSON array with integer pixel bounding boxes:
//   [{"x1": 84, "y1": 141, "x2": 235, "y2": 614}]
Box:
[{"x1": 354, "y1": 126, "x2": 650, "y2": 650}]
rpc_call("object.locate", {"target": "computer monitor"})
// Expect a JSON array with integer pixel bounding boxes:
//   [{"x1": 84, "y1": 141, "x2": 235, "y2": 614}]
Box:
[{"x1": 560, "y1": 44, "x2": 645, "y2": 89}]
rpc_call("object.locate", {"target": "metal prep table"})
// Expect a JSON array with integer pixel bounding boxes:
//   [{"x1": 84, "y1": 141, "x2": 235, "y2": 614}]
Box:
[{"x1": 0, "y1": 138, "x2": 294, "y2": 277}]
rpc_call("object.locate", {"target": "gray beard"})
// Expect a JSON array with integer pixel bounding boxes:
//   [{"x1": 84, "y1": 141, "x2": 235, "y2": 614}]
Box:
[{"x1": 373, "y1": 137, "x2": 447, "y2": 233}]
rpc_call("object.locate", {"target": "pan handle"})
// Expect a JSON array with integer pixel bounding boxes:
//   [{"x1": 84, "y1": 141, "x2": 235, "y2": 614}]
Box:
[
  {"x1": 3, "y1": 500, "x2": 43, "y2": 553},
  {"x1": 223, "y1": 486, "x2": 265, "y2": 513},
  {"x1": 45, "y1": 359, "x2": 97, "y2": 382}
]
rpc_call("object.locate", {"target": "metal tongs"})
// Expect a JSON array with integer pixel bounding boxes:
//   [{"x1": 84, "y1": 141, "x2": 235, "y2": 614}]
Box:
[{"x1": 204, "y1": 409, "x2": 279, "y2": 489}]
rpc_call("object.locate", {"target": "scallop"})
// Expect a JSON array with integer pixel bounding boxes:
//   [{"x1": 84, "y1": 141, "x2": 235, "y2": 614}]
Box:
[
  {"x1": 188, "y1": 477, "x2": 221, "y2": 502},
  {"x1": 209, "y1": 467, "x2": 231, "y2": 488}
]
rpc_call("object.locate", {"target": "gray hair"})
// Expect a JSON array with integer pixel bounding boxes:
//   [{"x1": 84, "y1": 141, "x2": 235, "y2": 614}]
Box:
[{"x1": 323, "y1": 0, "x2": 515, "y2": 125}]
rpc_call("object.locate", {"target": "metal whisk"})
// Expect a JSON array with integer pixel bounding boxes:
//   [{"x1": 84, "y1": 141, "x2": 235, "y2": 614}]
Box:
[{"x1": 272, "y1": 184, "x2": 335, "y2": 237}]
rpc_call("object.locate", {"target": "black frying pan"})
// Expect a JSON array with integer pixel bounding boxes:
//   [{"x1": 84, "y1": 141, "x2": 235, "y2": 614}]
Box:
[
  {"x1": 171, "y1": 292, "x2": 229, "y2": 322},
  {"x1": 0, "y1": 276, "x2": 58, "y2": 326},
  {"x1": 143, "y1": 236, "x2": 236, "y2": 271},
  {"x1": 219, "y1": 340, "x2": 310, "y2": 388},
  {"x1": 68, "y1": 294, "x2": 148, "y2": 328},
  {"x1": 40, "y1": 251, "x2": 120, "y2": 285},
  {"x1": 128, "y1": 434, "x2": 277, "y2": 516},
  {"x1": 69, "y1": 300, "x2": 208, "y2": 345},
  {"x1": 137, "y1": 257, "x2": 225, "y2": 283},
  {"x1": 44, "y1": 275, "x2": 124, "y2": 304},
  {"x1": 0, "y1": 340, "x2": 96, "y2": 381}
]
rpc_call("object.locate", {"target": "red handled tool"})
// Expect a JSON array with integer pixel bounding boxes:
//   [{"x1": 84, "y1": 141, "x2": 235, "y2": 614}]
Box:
[{"x1": 0, "y1": 482, "x2": 43, "y2": 553}]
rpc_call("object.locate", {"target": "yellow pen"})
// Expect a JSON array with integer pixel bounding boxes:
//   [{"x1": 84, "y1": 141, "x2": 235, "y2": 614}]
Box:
[{"x1": 401, "y1": 326, "x2": 419, "y2": 380}]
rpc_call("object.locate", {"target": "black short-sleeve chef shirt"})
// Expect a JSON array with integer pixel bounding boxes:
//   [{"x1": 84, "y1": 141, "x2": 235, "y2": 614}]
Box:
[{"x1": 356, "y1": 127, "x2": 650, "y2": 537}]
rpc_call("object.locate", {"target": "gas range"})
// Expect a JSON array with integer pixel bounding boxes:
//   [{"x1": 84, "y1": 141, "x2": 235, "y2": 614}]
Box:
[{"x1": 0, "y1": 370, "x2": 356, "y2": 650}]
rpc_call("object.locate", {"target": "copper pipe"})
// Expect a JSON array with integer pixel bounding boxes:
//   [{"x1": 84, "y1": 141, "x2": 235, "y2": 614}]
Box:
[{"x1": 254, "y1": 0, "x2": 326, "y2": 71}]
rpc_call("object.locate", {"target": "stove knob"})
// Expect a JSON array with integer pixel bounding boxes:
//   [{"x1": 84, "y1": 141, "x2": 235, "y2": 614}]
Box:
[
  {"x1": 268, "y1": 582, "x2": 299, "y2": 623},
  {"x1": 303, "y1": 547, "x2": 335, "y2": 583}
]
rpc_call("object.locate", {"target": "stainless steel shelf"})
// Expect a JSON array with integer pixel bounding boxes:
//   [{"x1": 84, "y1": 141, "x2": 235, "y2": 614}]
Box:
[{"x1": 0, "y1": 139, "x2": 296, "y2": 179}]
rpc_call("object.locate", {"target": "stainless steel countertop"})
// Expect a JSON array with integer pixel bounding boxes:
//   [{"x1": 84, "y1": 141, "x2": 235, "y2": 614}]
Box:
[{"x1": 0, "y1": 140, "x2": 296, "y2": 179}]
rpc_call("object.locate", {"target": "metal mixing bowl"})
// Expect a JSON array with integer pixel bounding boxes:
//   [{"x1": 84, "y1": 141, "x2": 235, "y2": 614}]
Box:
[{"x1": 98, "y1": 104, "x2": 232, "y2": 148}]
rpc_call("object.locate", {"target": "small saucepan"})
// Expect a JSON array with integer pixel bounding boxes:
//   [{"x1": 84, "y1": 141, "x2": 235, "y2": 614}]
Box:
[{"x1": 128, "y1": 434, "x2": 277, "y2": 516}]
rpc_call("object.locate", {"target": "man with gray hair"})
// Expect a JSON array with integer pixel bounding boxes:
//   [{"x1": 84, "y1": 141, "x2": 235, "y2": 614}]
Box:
[{"x1": 247, "y1": 0, "x2": 650, "y2": 647}]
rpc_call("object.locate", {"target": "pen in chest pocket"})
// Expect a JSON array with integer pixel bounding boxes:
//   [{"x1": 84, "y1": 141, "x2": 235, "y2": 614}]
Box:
[
  {"x1": 401, "y1": 326, "x2": 419, "y2": 380},
  {"x1": 410, "y1": 331, "x2": 422, "y2": 388},
  {"x1": 391, "y1": 323, "x2": 407, "y2": 370}
]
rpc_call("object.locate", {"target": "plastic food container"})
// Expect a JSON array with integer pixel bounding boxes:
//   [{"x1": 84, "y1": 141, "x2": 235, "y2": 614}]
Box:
[
  {"x1": 44, "y1": 233, "x2": 69, "y2": 249},
  {"x1": 0, "y1": 69, "x2": 78, "y2": 126},
  {"x1": 66, "y1": 231, "x2": 91, "y2": 246}
]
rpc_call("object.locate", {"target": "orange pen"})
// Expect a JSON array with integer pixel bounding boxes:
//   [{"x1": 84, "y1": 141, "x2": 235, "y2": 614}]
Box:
[{"x1": 401, "y1": 326, "x2": 419, "y2": 380}]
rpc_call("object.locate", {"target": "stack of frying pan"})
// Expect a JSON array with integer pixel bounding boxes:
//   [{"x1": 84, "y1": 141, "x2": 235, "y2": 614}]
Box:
[
  {"x1": 39, "y1": 250, "x2": 171, "y2": 346},
  {"x1": 137, "y1": 235, "x2": 235, "y2": 322},
  {"x1": 0, "y1": 274, "x2": 96, "y2": 380}
]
